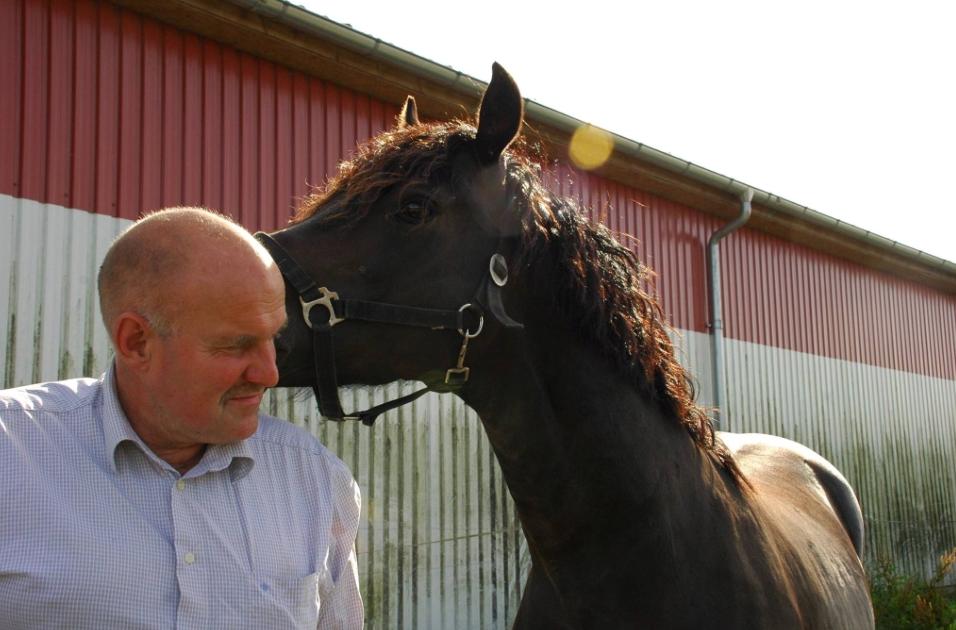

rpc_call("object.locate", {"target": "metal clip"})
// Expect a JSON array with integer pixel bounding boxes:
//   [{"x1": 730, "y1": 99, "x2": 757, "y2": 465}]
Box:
[
  {"x1": 301, "y1": 287, "x2": 344, "y2": 329},
  {"x1": 445, "y1": 334, "x2": 471, "y2": 385}
]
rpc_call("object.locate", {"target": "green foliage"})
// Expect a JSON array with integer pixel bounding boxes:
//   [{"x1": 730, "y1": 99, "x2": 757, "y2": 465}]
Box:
[{"x1": 870, "y1": 548, "x2": 956, "y2": 630}]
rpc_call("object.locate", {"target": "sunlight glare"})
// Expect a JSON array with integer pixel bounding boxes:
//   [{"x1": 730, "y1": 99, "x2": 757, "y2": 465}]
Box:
[{"x1": 569, "y1": 124, "x2": 614, "y2": 171}]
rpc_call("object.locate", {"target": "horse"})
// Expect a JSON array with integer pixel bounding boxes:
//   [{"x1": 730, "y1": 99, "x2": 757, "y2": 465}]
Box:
[{"x1": 262, "y1": 63, "x2": 875, "y2": 628}]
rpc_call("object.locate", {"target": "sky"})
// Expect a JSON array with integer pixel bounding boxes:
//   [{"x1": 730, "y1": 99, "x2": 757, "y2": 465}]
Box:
[{"x1": 301, "y1": 1, "x2": 955, "y2": 264}]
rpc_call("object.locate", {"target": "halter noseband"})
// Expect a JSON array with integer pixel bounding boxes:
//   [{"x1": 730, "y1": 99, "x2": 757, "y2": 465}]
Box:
[{"x1": 254, "y1": 232, "x2": 523, "y2": 426}]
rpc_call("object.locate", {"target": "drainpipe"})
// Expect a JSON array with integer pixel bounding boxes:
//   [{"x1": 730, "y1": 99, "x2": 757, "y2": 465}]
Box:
[{"x1": 707, "y1": 189, "x2": 753, "y2": 429}]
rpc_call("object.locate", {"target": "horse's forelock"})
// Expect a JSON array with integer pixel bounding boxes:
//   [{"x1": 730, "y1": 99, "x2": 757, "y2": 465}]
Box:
[{"x1": 291, "y1": 121, "x2": 479, "y2": 226}]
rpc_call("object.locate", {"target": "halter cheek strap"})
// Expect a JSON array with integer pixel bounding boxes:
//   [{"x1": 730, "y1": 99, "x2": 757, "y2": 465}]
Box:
[{"x1": 254, "y1": 232, "x2": 522, "y2": 426}]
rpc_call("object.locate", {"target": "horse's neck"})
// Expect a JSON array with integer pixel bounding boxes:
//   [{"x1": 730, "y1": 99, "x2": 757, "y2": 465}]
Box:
[{"x1": 463, "y1": 325, "x2": 744, "y2": 614}]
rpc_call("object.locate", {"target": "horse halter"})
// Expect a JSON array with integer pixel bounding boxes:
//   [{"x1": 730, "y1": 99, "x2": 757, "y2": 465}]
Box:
[{"x1": 254, "y1": 232, "x2": 523, "y2": 426}]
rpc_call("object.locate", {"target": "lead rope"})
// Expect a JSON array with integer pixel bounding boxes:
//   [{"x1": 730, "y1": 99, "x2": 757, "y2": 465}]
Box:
[
  {"x1": 350, "y1": 303, "x2": 483, "y2": 426},
  {"x1": 324, "y1": 260, "x2": 512, "y2": 426}
]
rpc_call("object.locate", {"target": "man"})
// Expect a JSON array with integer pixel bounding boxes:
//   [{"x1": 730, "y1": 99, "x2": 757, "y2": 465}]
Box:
[{"x1": 0, "y1": 207, "x2": 363, "y2": 629}]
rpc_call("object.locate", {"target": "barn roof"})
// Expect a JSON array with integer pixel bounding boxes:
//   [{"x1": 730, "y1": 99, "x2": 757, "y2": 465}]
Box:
[{"x1": 114, "y1": 0, "x2": 956, "y2": 293}]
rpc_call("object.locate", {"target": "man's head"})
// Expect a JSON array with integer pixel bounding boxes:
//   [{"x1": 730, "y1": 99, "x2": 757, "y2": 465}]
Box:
[{"x1": 98, "y1": 208, "x2": 286, "y2": 458}]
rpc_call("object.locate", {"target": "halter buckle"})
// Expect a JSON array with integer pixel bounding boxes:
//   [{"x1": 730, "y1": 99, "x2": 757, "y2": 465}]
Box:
[{"x1": 301, "y1": 287, "x2": 344, "y2": 329}]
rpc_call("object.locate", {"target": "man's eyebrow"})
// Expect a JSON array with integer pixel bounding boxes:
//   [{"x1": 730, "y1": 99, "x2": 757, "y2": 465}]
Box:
[
  {"x1": 211, "y1": 323, "x2": 286, "y2": 348},
  {"x1": 227, "y1": 335, "x2": 257, "y2": 349}
]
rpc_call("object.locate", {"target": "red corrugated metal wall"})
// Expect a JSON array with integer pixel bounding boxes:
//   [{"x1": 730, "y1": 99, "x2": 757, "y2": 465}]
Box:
[
  {"x1": 0, "y1": 0, "x2": 397, "y2": 230},
  {"x1": 552, "y1": 167, "x2": 956, "y2": 382},
  {"x1": 3, "y1": 0, "x2": 954, "y2": 381}
]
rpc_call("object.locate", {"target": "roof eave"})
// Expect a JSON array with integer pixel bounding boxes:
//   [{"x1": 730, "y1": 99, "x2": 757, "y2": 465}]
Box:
[{"x1": 112, "y1": 0, "x2": 956, "y2": 293}]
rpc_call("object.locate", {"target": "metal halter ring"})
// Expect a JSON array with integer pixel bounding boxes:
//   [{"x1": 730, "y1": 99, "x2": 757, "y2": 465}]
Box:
[
  {"x1": 458, "y1": 303, "x2": 484, "y2": 338},
  {"x1": 489, "y1": 254, "x2": 509, "y2": 287}
]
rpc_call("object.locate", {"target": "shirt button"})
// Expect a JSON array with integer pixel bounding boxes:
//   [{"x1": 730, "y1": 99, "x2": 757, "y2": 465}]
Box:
[
  {"x1": 184, "y1": 552, "x2": 196, "y2": 565},
  {"x1": 176, "y1": 480, "x2": 186, "y2": 491}
]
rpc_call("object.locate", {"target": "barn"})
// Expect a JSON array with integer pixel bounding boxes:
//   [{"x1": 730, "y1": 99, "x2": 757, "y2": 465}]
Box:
[{"x1": 2, "y1": 0, "x2": 954, "y2": 627}]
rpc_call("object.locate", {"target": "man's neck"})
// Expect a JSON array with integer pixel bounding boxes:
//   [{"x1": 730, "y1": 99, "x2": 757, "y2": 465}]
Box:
[{"x1": 113, "y1": 366, "x2": 206, "y2": 475}]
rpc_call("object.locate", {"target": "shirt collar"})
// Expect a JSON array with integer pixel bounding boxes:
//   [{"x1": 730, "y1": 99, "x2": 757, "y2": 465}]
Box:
[{"x1": 101, "y1": 363, "x2": 255, "y2": 480}]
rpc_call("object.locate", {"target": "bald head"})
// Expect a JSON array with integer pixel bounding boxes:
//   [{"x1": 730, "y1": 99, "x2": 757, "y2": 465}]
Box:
[{"x1": 98, "y1": 207, "x2": 280, "y2": 340}]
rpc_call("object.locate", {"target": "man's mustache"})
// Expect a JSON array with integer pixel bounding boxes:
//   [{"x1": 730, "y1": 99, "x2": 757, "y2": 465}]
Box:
[{"x1": 221, "y1": 385, "x2": 266, "y2": 402}]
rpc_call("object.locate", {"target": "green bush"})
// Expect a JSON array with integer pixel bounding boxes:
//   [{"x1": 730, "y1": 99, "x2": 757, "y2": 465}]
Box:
[{"x1": 870, "y1": 548, "x2": 956, "y2": 630}]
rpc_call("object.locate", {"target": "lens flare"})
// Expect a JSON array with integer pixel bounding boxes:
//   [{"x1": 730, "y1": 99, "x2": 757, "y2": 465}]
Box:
[{"x1": 569, "y1": 124, "x2": 614, "y2": 170}]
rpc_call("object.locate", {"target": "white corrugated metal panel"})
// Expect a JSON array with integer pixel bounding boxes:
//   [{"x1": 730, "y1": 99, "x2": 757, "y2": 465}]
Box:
[
  {"x1": 1, "y1": 195, "x2": 128, "y2": 388},
  {"x1": 712, "y1": 331, "x2": 956, "y2": 579},
  {"x1": 262, "y1": 385, "x2": 529, "y2": 629},
  {"x1": 4, "y1": 198, "x2": 956, "y2": 613},
  {"x1": 1, "y1": 196, "x2": 529, "y2": 629}
]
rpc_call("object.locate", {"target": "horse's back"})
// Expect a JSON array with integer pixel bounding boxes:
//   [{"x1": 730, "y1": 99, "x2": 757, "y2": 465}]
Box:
[
  {"x1": 720, "y1": 431, "x2": 865, "y2": 556},
  {"x1": 719, "y1": 431, "x2": 874, "y2": 628}
]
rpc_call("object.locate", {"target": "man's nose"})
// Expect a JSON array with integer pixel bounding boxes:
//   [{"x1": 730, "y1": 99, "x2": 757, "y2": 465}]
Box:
[{"x1": 246, "y1": 341, "x2": 280, "y2": 388}]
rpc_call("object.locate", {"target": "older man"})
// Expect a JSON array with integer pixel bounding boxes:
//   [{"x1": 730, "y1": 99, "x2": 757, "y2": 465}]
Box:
[{"x1": 0, "y1": 208, "x2": 363, "y2": 629}]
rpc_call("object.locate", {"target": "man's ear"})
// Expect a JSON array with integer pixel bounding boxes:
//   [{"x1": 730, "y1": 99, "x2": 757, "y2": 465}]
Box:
[{"x1": 113, "y1": 312, "x2": 155, "y2": 370}]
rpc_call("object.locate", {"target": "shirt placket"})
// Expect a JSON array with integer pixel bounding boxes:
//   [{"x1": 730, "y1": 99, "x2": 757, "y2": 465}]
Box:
[{"x1": 172, "y1": 473, "x2": 211, "y2": 629}]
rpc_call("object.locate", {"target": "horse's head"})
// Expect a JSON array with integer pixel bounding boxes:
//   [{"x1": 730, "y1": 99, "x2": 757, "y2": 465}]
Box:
[{"x1": 270, "y1": 64, "x2": 528, "y2": 395}]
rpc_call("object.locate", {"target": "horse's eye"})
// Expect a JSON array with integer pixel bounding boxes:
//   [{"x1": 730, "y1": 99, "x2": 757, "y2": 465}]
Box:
[{"x1": 390, "y1": 200, "x2": 434, "y2": 226}]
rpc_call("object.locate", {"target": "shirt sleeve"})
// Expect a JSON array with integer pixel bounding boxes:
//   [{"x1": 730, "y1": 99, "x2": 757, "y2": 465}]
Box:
[{"x1": 317, "y1": 461, "x2": 363, "y2": 630}]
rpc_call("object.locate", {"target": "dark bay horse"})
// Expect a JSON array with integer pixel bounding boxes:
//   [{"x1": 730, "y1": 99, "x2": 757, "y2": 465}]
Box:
[{"x1": 265, "y1": 64, "x2": 874, "y2": 628}]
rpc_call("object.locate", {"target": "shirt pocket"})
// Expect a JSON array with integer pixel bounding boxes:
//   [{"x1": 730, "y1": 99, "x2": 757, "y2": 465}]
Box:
[{"x1": 262, "y1": 569, "x2": 331, "y2": 627}]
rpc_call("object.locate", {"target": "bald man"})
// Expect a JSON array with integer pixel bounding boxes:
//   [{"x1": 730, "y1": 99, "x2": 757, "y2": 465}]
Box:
[{"x1": 0, "y1": 208, "x2": 363, "y2": 629}]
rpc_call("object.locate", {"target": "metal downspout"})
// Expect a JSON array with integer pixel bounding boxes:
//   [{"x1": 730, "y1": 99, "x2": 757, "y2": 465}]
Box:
[{"x1": 707, "y1": 189, "x2": 753, "y2": 429}]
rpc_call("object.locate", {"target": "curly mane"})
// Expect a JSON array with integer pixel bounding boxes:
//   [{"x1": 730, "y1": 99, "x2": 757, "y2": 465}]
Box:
[
  {"x1": 295, "y1": 120, "x2": 745, "y2": 485},
  {"x1": 505, "y1": 158, "x2": 745, "y2": 485}
]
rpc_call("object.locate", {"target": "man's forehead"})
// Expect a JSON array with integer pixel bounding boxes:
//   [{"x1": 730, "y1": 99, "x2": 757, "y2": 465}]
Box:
[{"x1": 180, "y1": 246, "x2": 281, "y2": 290}]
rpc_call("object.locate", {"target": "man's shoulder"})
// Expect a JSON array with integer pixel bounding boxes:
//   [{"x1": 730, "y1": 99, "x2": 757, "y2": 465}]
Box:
[
  {"x1": 0, "y1": 377, "x2": 102, "y2": 415},
  {"x1": 0, "y1": 378, "x2": 103, "y2": 463},
  {"x1": 250, "y1": 413, "x2": 349, "y2": 471},
  {"x1": 247, "y1": 415, "x2": 358, "y2": 505}
]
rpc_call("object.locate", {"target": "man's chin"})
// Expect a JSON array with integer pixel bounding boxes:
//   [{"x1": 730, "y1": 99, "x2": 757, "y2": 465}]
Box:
[
  {"x1": 238, "y1": 419, "x2": 260, "y2": 440},
  {"x1": 220, "y1": 404, "x2": 262, "y2": 441},
  {"x1": 228, "y1": 414, "x2": 260, "y2": 442}
]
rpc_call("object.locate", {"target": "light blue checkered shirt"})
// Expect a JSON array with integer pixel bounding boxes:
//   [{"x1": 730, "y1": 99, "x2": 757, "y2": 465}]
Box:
[{"x1": 0, "y1": 366, "x2": 363, "y2": 629}]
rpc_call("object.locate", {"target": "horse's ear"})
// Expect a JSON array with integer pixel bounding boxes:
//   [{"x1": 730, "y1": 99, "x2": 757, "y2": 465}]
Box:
[
  {"x1": 397, "y1": 96, "x2": 419, "y2": 129},
  {"x1": 475, "y1": 63, "x2": 523, "y2": 165}
]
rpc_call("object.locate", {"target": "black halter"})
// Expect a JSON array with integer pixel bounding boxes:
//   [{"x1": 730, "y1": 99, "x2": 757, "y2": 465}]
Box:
[{"x1": 254, "y1": 232, "x2": 523, "y2": 426}]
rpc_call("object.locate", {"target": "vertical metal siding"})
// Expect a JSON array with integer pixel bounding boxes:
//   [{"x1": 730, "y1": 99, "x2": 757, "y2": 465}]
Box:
[
  {"x1": 2, "y1": 0, "x2": 955, "y2": 617},
  {"x1": 2, "y1": 1, "x2": 533, "y2": 626},
  {"x1": 0, "y1": 0, "x2": 21, "y2": 200},
  {"x1": 2, "y1": 196, "x2": 530, "y2": 629},
  {"x1": 712, "y1": 331, "x2": 956, "y2": 578},
  {"x1": 0, "y1": 0, "x2": 408, "y2": 227}
]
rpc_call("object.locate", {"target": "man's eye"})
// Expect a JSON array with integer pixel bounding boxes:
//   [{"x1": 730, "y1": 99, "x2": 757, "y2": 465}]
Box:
[{"x1": 216, "y1": 341, "x2": 249, "y2": 354}]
